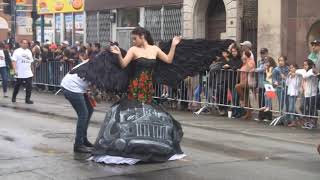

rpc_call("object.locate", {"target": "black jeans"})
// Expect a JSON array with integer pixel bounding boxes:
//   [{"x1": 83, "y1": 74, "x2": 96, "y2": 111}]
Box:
[
  {"x1": 12, "y1": 77, "x2": 33, "y2": 101},
  {"x1": 63, "y1": 89, "x2": 94, "y2": 145}
]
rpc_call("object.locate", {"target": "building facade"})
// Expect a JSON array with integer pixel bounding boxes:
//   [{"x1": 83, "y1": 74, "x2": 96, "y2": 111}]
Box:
[
  {"x1": 85, "y1": 0, "x2": 258, "y2": 50},
  {"x1": 0, "y1": 0, "x2": 33, "y2": 42},
  {"x1": 258, "y1": 0, "x2": 320, "y2": 64},
  {"x1": 36, "y1": 0, "x2": 85, "y2": 45}
]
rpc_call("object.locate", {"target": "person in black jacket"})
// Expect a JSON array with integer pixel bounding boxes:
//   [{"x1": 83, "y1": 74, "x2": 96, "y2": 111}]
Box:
[
  {"x1": 222, "y1": 46, "x2": 243, "y2": 118},
  {"x1": 209, "y1": 51, "x2": 228, "y2": 115}
]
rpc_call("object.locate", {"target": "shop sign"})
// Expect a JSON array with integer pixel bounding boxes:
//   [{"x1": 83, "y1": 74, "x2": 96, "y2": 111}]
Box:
[{"x1": 37, "y1": 0, "x2": 84, "y2": 14}]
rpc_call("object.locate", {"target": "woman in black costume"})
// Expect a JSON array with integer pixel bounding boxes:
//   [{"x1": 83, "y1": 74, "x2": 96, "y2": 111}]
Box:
[
  {"x1": 71, "y1": 27, "x2": 234, "y2": 164},
  {"x1": 90, "y1": 27, "x2": 184, "y2": 164}
]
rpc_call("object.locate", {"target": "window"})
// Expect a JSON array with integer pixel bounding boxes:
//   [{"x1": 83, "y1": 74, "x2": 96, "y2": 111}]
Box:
[
  {"x1": 64, "y1": 13, "x2": 73, "y2": 45},
  {"x1": 74, "y1": 13, "x2": 84, "y2": 43},
  {"x1": 117, "y1": 9, "x2": 139, "y2": 27},
  {"x1": 55, "y1": 14, "x2": 61, "y2": 44}
]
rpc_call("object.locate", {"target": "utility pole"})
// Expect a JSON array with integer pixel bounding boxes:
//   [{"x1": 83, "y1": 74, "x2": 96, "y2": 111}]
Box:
[
  {"x1": 40, "y1": 15, "x2": 44, "y2": 43},
  {"x1": 11, "y1": 0, "x2": 16, "y2": 45},
  {"x1": 31, "y1": 0, "x2": 38, "y2": 41}
]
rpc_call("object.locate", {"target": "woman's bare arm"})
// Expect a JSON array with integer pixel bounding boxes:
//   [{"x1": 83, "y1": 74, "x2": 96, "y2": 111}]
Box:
[
  {"x1": 110, "y1": 46, "x2": 135, "y2": 68},
  {"x1": 156, "y1": 36, "x2": 182, "y2": 64}
]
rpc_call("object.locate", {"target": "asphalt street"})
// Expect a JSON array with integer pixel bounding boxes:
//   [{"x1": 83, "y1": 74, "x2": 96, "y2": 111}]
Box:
[{"x1": 1, "y1": 106, "x2": 320, "y2": 180}]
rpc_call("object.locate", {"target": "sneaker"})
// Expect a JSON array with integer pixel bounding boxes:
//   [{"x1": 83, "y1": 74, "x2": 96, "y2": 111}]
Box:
[
  {"x1": 254, "y1": 118, "x2": 261, "y2": 121},
  {"x1": 25, "y1": 100, "x2": 34, "y2": 104},
  {"x1": 3, "y1": 92, "x2": 8, "y2": 98},
  {"x1": 12, "y1": 97, "x2": 16, "y2": 103},
  {"x1": 302, "y1": 122, "x2": 315, "y2": 129},
  {"x1": 74, "y1": 144, "x2": 93, "y2": 153},
  {"x1": 263, "y1": 119, "x2": 271, "y2": 122}
]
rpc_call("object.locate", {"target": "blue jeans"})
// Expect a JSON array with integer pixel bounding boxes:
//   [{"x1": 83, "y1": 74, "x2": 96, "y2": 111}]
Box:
[
  {"x1": 276, "y1": 87, "x2": 288, "y2": 112},
  {"x1": 63, "y1": 89, "x2": 94, "y2": 145},
  {"x1": 194, "y1": 85, "x2": 202, "y2": 102},
  {"x1": 265, "y1": 97, "x2": 272, "y2": 109},
  {"x1": 287, "y1": 96, "x2": 297, "y2": 120},
  {"x1": 0, "y1": 67, "x2": 8, "y2": 93}
]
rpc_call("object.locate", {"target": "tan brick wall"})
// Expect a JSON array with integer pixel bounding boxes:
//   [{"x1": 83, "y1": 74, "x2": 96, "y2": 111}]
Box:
[{"x1": 183, "y1": 0, "x2": 241, "y2": 41}]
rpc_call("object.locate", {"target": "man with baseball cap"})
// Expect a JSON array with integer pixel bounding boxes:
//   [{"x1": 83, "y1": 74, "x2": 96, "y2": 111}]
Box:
[
  {"x1": 240, "y1": 41, "x2": 255, "y2": 61},
  {"x1": 309, "y1": 39, "x2": 320, "y2": 69}
]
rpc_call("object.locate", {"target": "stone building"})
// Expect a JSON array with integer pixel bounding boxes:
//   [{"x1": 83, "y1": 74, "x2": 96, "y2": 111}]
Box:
[
  {"x1": 85, "y1": 0, "x2": 258, "y2": 51},
  {"x1": 258, "y1": 0, "x2": 320, "y2": 64}
]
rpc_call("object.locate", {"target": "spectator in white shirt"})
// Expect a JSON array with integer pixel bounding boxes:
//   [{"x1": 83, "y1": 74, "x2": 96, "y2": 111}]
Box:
[
  {"x1": 11, "y1": 39, "x2": 34, "y2": 104},
  {"x1": 296, "y1": 60, "x2": 318, "y2": 117},
  {"x1": 286, "y1": 64, "x2": 302, "y2": 122}
]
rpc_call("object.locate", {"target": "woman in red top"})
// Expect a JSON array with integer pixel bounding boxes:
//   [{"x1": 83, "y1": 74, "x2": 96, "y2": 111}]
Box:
[{"x1": 235, "y1": 50, "x2": 256, "y2": 120}]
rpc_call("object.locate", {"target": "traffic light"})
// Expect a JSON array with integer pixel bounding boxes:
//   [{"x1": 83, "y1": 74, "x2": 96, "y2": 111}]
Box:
[{"x1": 3, "y1": 0, "x2": 12, "y2": 15}]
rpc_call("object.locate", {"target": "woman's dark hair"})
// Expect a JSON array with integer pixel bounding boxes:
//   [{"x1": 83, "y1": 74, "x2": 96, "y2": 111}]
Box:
[
  {"x1": 291, "y1": 64, "x2": 299, "y2": 69},
  {"x1": 305, "y1": 59, "x2": 315, "y2": 71},
  {"x1": 79, "y1": 51, "x2": 87, "y2": 58},
  {"x1": 266, "y1": 57, "x2": 277, "y2": 68},
  {"x1": 279, "y1": 55, "x2": 287, "y2": 61},
  {"x1": 231, "y1": 46, "x2": 241, "y2": 59},
  {"x1": 131, "y1": 27, "x2": 154, "y2": 45},
  {"x1": 244, "y1": 50, "x2": 251, "y2": 58},
  {"x1": 94, "y1": 42, "x2": 101, "y2": 50}
]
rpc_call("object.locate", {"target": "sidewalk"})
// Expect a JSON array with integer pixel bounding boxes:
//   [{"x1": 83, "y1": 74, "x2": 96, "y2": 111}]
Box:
[{"x1": 0, "y1": 88, "x2": 320, "y2": 146}]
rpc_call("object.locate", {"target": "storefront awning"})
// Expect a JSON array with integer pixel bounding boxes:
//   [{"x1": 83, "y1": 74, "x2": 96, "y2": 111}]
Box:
[
  {"x1": 85, "y1": 0, "x2": 183, "y2": 11},
  {"x1": 0, "y1": 17, "x2": 9, "y2": 29}
]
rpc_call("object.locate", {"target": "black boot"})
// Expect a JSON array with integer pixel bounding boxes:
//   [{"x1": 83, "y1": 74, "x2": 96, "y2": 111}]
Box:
[
  {"x1": 84, "y1": 139, "x2": 94, "y2": 147},
  {"x1": 74, "y1": 144, "x2": 93, "y2": 153},
  {"x1": 25, "y1": 100, "x2": 34, "y2": 104}
]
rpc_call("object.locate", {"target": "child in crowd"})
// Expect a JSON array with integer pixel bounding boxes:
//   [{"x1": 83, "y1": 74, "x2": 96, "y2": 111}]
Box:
[
  {"x1": 272, "y1": 56, "x2": 289, "y2": 112},
  {"x1": 286, "y1": 64, "x2": 302, "y2": 124},
  {"x1": 262, "y1": 57, "x2": 277, "y2": 112},
  {"x1": 295, "y1": 60, "x2": 318, "y2": 129}
]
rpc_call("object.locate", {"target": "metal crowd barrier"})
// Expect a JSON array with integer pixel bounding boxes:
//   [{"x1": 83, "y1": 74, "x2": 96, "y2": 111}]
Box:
[
  {"x1": 31, "y1": 61, "x2": 320, "y2": 124},
  {"x1": 33, "y1": 61, "x2": 74, "y2": 87},
  {"x1": 153, "y1": 69, "x2": 320, "y2": 123}
]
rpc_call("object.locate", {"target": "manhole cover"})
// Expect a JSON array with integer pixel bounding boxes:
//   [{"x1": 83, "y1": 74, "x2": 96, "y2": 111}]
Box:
[{"x1": 43, "y1": 133, "x2": 74, "y2": 139}]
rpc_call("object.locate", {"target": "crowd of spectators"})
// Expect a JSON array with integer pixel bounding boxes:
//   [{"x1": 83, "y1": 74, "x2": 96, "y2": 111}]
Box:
[{"x1": 1, "y1": 39, "x2": 320, "y2": 129}]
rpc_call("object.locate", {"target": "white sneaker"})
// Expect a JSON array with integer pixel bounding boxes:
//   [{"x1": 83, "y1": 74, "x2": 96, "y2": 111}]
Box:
[{"x1": 3, "y1": 92, "x2": 8, "y2": 98}]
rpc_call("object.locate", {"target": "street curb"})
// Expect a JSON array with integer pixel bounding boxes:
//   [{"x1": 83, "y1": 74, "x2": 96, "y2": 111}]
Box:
[
  {"x1": 1, "y1": 102, "x2": 318, "y2": 147},
  {"x1": 181, "y1": 122, "x2": 318, "y2": 146}
]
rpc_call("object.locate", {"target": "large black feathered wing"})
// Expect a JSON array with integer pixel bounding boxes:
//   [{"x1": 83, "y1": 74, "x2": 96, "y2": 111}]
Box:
[
  {"x1": 70, "y1": 50, "x2": 129, "y2": 93},
  {"x1": 153, "y1": 39, "x2": 234, "y2": 86}
]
